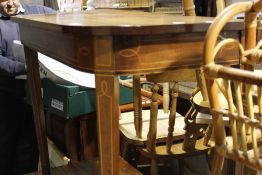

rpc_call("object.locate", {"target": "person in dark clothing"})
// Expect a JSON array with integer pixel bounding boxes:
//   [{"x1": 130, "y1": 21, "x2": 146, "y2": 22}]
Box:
[{"x1": 0, "y1": 1, "x2": 55, "y2": 174}]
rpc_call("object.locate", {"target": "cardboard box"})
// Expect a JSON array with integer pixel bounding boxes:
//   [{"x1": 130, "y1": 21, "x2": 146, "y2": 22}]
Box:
[
  {"x1": 42, "y1": 78, "x2": 96, "y2": 118},
  {"x1": 42, "y1": 78, "x2": 133, "y2": 118}
]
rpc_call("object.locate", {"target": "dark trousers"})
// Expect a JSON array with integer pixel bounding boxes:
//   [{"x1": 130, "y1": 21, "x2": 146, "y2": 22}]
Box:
[{"x1": 0, "y1": 77, "x2": 38, "y2": 175}]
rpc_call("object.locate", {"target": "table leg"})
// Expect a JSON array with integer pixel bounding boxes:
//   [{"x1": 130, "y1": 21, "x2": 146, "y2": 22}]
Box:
[
  {"x1": 95, "y1": 75, "x2": 120, "y2": 175},
  {"x1": 24, "y1": 46, "x2": 51, "y2": 175}
]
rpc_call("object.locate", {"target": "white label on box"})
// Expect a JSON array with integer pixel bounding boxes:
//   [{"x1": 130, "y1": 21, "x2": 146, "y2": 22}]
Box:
[{"x1": 51, "y1": 98, "x2": 64, "y2": 111}]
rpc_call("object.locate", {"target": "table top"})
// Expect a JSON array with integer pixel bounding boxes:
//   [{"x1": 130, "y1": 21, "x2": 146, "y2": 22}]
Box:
[
  {"x1": 11, "y1": 9, "x2": 244, "y2": 74},
  {"x1": 12, "y1": 9, "x2": 243, "y2": 35}
]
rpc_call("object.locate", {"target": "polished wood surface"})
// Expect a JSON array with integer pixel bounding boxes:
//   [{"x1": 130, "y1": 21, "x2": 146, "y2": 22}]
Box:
[
  {"x1": 11, "y1": 9, "x2": 244, "y2": 175},
  {"x1": 13, "y1": 9, "x2": 239, "y2": 28},
  {"x1": 12, "y1": 10, "x2": 243, "y2": 74}
]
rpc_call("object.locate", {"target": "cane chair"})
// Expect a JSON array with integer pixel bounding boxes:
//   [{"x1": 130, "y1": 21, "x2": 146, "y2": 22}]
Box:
[{"x1": 203, "y1": 1, "x2": 262, "y2": 174}]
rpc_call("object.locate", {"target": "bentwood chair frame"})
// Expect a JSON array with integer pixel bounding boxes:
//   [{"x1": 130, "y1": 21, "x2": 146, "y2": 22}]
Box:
[{"x1": 203, "y1": 0, "x2": 262, "y2": 174}]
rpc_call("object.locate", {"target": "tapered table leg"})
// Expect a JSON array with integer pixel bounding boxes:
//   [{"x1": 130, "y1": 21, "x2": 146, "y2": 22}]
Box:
[
  {"x1": 95, "y1": 75, "x2": 120, "y2": 175},
  {"x1": 25, "y1": 46, "x2": 51, "y2": 175}
]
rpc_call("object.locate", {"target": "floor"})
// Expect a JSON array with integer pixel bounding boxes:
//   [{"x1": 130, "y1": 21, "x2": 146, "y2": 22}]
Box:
[
  {"x1": 135, "y1": 154, "x2": 237, "y2": 175},
  {"x1": 136, "y1": 154, "x2": 211, "y2": 175}
]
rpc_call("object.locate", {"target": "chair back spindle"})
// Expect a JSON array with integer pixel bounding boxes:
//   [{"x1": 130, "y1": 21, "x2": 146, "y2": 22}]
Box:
[
  {"x1": 162, "y1": 82, "x2": 170, "y2": 113},
  {"x1": 182, "y1": 0, "x2": 195, "y2": 16},
  {"x1": 146, "y1": 83, "x2": 159, "y2": 152},
  {"x1": 166, "y1": 82, "x2": 179, "y2": 152},
  {"x1": 133, "y1": 75, "x2": 143, "y2": 138}
]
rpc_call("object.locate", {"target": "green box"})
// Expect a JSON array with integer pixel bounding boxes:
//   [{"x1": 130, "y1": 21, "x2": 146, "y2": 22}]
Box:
[{"x1": 42, "y1": 78, "x2": 133, "y2": 118}]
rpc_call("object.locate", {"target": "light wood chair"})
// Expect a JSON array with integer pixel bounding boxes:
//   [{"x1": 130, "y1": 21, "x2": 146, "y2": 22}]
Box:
[
  {"x1": 119, "y1": 73, "x2": 211, "y2": 175},
  {"x1": 203, "y1": 1, "x2": 262, "y2": 174}
]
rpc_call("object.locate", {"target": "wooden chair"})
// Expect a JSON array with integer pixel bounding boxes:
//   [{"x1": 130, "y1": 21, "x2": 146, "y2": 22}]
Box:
[
  {"x1": 203, "y1": 1, "x2": 262, "y2": 174},
  {"x1": 119, "y1": 73, "x2": 211, "y2": 175}
]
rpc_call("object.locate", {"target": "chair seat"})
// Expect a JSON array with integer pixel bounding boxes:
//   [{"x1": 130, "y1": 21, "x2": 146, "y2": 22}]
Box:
[
  {"x1": 195, "y1": 112, "x2": 230, "y2": 125},
  {"x1": 193, "y1": 90, "x2": 228, "y2": 113},
  {"x1": 120, "y1": 109, "x2": 185, "y2": 146},
  {"x1": 140, "y1": 137, "x2": 210, "y2": 159}
]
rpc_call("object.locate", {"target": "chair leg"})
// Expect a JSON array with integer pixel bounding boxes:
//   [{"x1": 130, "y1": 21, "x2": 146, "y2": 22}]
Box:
[
  {"x1": 211, "y1": 151, "x2": 225, "y2": 175},
  {"x1": 150, "y1": 158, "x2": 158, "y2": 175}
]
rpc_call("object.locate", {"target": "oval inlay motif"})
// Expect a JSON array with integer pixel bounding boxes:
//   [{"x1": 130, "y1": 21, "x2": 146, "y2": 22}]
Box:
[
  {"x1": 101, "y1": 80, "x2": 108, "y2": 95},
  {"x1": 118, "y1": 46, "x2": 141, "y2": 58}
]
